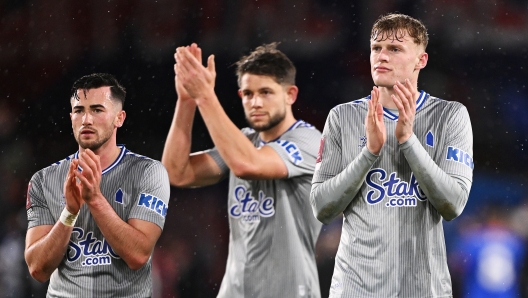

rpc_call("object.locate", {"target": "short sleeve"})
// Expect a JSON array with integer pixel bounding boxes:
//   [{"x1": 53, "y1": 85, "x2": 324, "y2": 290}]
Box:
[
  {"x1": 204, "y1": 127, "x2": 257, "y2": 178},
  {"x1": 205, "y1": 147, "x2": 230, "y2": 178},
  {"x1": 265, "y1": 123, "x2": 322, "y2": 178},
  {"x1": 26, "y1": 171, "x2": 55, "y2": 229},
  {"x1": 128, "y1": 161, "x2": 171, "y2": 230}
]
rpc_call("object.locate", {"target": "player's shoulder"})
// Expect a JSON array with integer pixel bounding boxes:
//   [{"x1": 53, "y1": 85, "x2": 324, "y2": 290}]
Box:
[
  {"x1": 241, "y1": 127, "x2": 258, "y2": 138},
  {"x1": 426, "y1": 94, "x2": 469, "y2": 114},
  {"x1": 30, "y1": 153, "x2": 75, "y2": 183},
  {"x1": 123, "y1": 149, "x2": 165, "y2": 170},
  {"x1": 286, "y1": 120, "x2": 321, "y2": 136},
  {"x1": 331, "y1": 95, "x2": 370, "y2": 113}
]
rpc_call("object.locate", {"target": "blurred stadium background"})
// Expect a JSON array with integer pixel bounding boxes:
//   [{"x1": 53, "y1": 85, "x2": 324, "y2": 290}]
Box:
[{"x1": 1, "y1": 0, "x2": 527, "y2": 297}]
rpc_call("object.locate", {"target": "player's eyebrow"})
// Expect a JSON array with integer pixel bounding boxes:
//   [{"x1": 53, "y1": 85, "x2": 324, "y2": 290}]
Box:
[{"x1": 72, "y1": 104, "x2": 106, "y2": 110}]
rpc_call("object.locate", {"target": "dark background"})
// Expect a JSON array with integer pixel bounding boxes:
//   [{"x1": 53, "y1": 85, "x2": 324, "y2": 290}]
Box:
[{"x1": 1, "y1": 0, "x2": 527, "y2": 297}]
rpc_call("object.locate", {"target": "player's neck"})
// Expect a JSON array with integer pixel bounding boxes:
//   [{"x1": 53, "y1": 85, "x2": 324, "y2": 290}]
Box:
[
  {"x1": 378, "y1": 86, "x2": 420, "y2": 110},
  {"x1": 259, "y1": 115, "x2": 297, "y2": 143},
  {"x1": 79, "y1": 141, "x2": 121, "y2": 170}
]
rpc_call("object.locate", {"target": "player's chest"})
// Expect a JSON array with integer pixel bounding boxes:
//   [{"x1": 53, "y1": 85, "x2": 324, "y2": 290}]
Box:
[
  {"x1": 340, "y1": 112, "x2": 447, "y2": 160},
  {"x1": 44, "y1": 174, "x2": 140, "y2": 219},
  {"x1": 227, "y1": 177, "x2": 277, "y2": 225}
]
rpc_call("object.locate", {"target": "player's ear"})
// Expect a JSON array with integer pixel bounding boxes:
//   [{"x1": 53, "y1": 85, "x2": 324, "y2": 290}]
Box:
[
  {"x1": 286, "y1": 85, "x2": 298, "y2": 105},
  {"x1": 415, "y1": 52, "x2": 428, "y2": 70},
  {"x1": 238, "y1": 89, "x2": 243, "y2": 99},
  {"x1": 115, "y1": 110, "x2": 126, "y2": 128}
]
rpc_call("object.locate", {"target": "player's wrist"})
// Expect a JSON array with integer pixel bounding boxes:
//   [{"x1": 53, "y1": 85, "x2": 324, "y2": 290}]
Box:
[
  {"x1": 60, "y1": 207, "x2": 79, "y2": 227},
  {"x1": 194, "y1": 90, "x2": 218, "y2": 107},
  {"x1": 397, "y1": 133, "x2": 413, "y2": 145}
]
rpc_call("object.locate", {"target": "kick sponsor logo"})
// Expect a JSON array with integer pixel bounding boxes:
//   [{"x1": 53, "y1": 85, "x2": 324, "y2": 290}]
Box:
[
  {"x1": 276, "y1": 140, "x2": 303, "y2": 165},
  {"x1": 229, "y1": 186, "x2": 275, "y2": 222},
  {"x1": 67, "y1": 227, "x2": 120, "y2": 267},
  {"x1": 137, "y1": 193, "x2": 168, "y2": 218},
  {"x1": 446, "y1": 146, "x2": 474, "y2": 169},
  {"x1": 365, "y1": 169, "x2": 427, "y2": 207}
]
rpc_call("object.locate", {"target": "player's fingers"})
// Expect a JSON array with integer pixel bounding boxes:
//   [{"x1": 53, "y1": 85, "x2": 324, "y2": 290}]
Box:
[
  {"x1": 373, "y1": 86, "x2": 380, "y2": 104},
  {"x1": 84, "y1": 149, "x2": 102, "y2": 174},
  {"x1": 368, "y1": 90, "x2": 376, "y2": 123},
  {"x1": 405, "y1": 79, "x2": 417, "y2": 109},
  {"x1": 207, "y1": 55, "x2": 216, "y2": 77},
  {"x1": 393, "y1": 84, "x2": 407, "y2": 111},
  {"x1": 181, "y1": 46, "x2": 203, "y2": 70},
  {"x1": 175, "y1": 49, "x2": 189, "y2": 73},
  {"x1": 396, "y1": 81, "x2": 413, "y2": 112},
  {"x1": 175, "y1": 46, "x2": 187, "y2": 63},
  {"x1": 72, "y1": 166, "x2": 90, "y2": 186},
  {"x1": 391, "y1": 94, "x2": 404, "y2": 115},
  {"x1": 191, "y1": 43, "x2": 203, "y2": 64},
  {"x1": 376, "y1": 102, "x2": 384, "y2": 121},
  {"x1": 77, "y1": 155, "x2": 96, "y2": 181}
]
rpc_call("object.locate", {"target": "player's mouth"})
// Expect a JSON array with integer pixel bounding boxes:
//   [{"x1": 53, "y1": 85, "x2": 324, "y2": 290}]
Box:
[
  {"x1": 250, "y1": 112, "x2": 267, "y2": 119},
  {"x1": 374, "y1": 66, "x2": 390, "y2": 72},
  {"x1": 80, "y1": 128, "x2": 96, "y2": 136}
]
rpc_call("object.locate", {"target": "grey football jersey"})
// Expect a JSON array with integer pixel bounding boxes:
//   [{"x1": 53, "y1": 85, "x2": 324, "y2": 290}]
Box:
[
  {"x1": 207, "y1": 120, "x2": 323, "y2": 298},
  {"x1": 313, "y1": 92, "x2": 473, "y2": 298},
  {"x1": 26, "y1": 145, "x2": 170, "y2": 298}
]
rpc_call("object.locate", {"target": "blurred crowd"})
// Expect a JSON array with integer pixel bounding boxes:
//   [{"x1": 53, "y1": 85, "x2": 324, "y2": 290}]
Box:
[{"x1": 1, "y1": 0, "x2": 528, "y2": 297}]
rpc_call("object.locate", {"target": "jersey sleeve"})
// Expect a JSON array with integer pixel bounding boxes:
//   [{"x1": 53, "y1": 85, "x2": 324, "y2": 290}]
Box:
[
  {"x1": 312, "y1": 108, "x2": 344, "y2": 183},
  {"x1": 265, "y1": 124, "x2": 322, "y2": 178},
  {"x1": 310, "y1": 107, "x2": 379, "y2": 223},
  {"x1": 204, "y1": 148, "x2": 230, "y2": 178},
  {"x1": 399, "y1": 102, "x2": 474, "y2": 220},
  {"x1": 204, "y1": 127, "x2": 255, "y2": 178},
  {"x1": 438, "y1": 103, "x2": 474, "y2": 181},
  {"x1": 129, "y1": 160, "x2": 171, "y2": 230},
  {"x1": 26, "y1": 171, "x2": 56, "y2": 229}
]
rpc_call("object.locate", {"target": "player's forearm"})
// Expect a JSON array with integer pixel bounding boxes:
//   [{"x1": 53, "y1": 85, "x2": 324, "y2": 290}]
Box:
[
  {"x1": 195, "y1": 93, "x2": 261, "y2": 176},
  {"x1": 86, "y1": 197, "x2": 154, "y2": 270},
  {"x1": 161, "y1": 98, "x2": 197, "y2": 186},
  {"x1": 25, "y1": 224, "x2": 72, "y2": 282},
  {"x1": 400, "y1": 134, "x2": 471, "y2": 221},
  {"x1": 311, "y1": 147, "x2": 378, "y2": 224}
]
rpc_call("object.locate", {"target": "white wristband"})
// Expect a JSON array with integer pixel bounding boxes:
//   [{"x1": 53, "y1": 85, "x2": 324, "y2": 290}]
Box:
[{"x1": 60, "y1": 208, "x2": 79, "y2": 227}]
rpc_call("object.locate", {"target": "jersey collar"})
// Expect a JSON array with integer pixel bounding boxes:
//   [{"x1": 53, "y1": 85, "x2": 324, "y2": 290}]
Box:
[
  {"x1": 259, "y1": 119, "x2": 305, "y2": 146},
  {"x1": 382, "y1": 90, "x2": 428, "y2": 121},
  {"x1": 73, "y1": 145, "x2": 127, "y2": 175}
]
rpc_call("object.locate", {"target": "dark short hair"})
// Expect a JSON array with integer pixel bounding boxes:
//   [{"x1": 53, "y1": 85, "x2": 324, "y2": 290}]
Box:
[
  {"x1": 71, "y1": 73, "x2": 126, "y2": 107},
  {"x1": 371, "y1": 13, "x2": 429, "y2": 49},
  {"x1": 235, "y1": 42, "x2": 296, "y2": 87}
]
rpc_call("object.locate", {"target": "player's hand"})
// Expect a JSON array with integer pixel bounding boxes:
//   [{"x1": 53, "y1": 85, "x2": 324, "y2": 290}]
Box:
[
  {"x1": 73, "y1": 149, "x2": 103, "y2": 204},
  {"x1": 63, "y1": 160, "x2": 84, "y2": 214},
  {"x1": 175, "y1": 45, "x2": 216, "y2": 102},
  {"x1": 392, "y1": 79, "x2": 416, "y2": 143},
  {"x1": 174, "y1": 43, "x2": 202, "y2": 102},
  {"x1": 365, "y1": 86, "x2": 386, "y2": 155}
]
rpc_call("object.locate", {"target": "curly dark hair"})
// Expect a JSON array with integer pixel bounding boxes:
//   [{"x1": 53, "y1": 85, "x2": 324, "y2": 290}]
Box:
[
  {"x1": 235, "y1": 42, "x2": 296, "y2": 87},
  {"x1": 371, "y1": 13, "x2": 429, "y2": 49},
  {"x1": 70, "y1": 73, "x2": 126, "y2": 107}
]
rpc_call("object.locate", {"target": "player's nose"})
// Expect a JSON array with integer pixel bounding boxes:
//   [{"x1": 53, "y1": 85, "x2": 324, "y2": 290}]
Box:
[
  {"x1": 378, "y1": 49, "x2": 389, "y2": 61},
  {"x1": 82, "y1": 113, "x2": 93, "y2": 125},
  {"x1": 251, "y1": 96, "x2": 263, "y2": 107}
]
